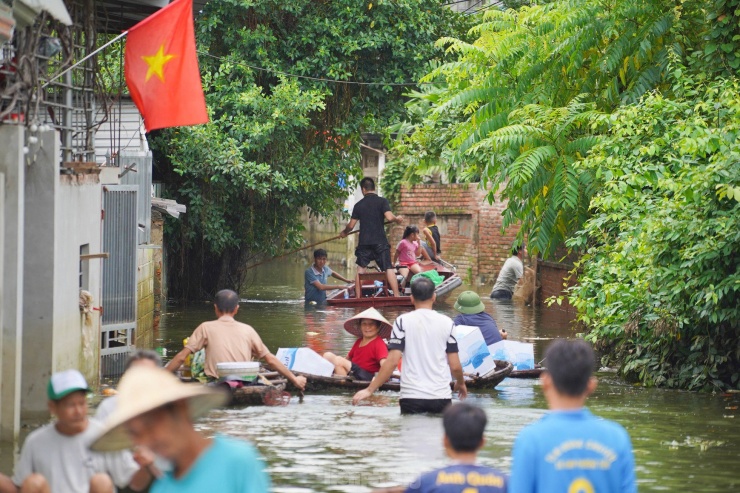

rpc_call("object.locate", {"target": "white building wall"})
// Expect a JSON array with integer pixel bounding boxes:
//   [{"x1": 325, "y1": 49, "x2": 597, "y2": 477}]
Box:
[
  {"x1": 20, "y1": 130, "x2": 103, "y2": 419},
  {"x1": 95, "y1": 98, "x2": 148, "y2": 165},
  {"x1": 0, "y1": 125, "x2": 24, "y2": 440},
  {"x1": 53, "y1": 175, "x2": 102, "y2": 383}
]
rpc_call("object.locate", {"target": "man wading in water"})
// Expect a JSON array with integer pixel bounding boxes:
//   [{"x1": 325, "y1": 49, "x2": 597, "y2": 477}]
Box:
[
  {"x1": 340, "y1": 177, "x2": 404, "y2": 297},
  {"x1": 352, "y1": 276, "x2": 467, "y2": 414}
]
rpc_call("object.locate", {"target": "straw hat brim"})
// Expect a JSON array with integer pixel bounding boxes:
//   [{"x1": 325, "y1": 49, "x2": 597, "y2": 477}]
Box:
[
  {"x1": 343, "y1": 307, "x2": 392, "y2": 340},
  {"x1": 90, "y1": 367, "x2": 229, "y2": 452}
]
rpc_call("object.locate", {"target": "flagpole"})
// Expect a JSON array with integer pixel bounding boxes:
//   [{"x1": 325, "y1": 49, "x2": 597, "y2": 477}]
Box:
[{"x1": 41, "y1": 31, "x2": 129, "y2": 89}]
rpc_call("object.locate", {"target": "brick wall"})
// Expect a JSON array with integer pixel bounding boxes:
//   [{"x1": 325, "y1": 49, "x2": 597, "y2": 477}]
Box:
[
  {"x1": 135, "y1": 248, "x2": 155, "y2": 348},
  {"x1": 390, "y1": 183, "x2": 521, "y2": 286},
  {"x1": 151, "y1": 211, "x2": 165, "y2": 331},
  {"x1": 538, "y1": 248, "x2": 579, "y2": 315}
]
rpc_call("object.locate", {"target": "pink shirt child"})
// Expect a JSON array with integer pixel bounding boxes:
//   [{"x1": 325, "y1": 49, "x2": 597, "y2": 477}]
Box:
[{"x1": 396, "y1": 238, "x2": 420, "y2": 266}]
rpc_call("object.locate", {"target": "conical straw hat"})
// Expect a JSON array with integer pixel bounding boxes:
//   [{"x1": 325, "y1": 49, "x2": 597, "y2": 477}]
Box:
[
  {"x1": 343, "y1": 307, "x2": 393, "y2": 339},
  {"x1": 90, "y1": 366, "x2": 228, "y2": 452}
]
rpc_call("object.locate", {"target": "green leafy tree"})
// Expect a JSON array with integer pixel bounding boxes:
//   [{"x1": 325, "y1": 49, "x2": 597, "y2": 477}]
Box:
[
  {"x1": 152, "y1": 0, "x2": 468, "y2": 299},
  {"x1": 566, "y1": 74, "x2": 740, "y2": 390},
  {"x1": 388, "y1": 0, "x2": 706, "y2": 257}
]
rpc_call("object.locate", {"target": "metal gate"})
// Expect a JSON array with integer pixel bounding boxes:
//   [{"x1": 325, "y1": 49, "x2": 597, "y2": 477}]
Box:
[{"x1": 100, "y1": 185, "x2": 138, "y2": 376}]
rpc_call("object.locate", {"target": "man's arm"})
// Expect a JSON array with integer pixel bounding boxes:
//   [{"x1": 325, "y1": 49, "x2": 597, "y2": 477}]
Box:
[
  {"x1": 339, "y1": 218, "x2": 358, "y2": 238},
  {"x1": 262, "y1": 353, "x2": 307, "y2": 391},
  {"x1": 127, "y1": 464, "x2": 154, "y2": 492},
  {"x1": 384, "y1": 211, "x2": 404, "y2": 224},
  {"x1": 509, "y1": 433, "x2": 536, "y2": 493},
  {"x1": 164, "y1": 347, "x2": 192, "y2": 373},
  {"x1": 311, "y1": 280, "x2": 346, "y2": 292},
  {"x1": 447, "y1": 352, "x2": 467, "y2": 400},
  {"x1": 352, "y1": 349, "x2": 402, "y2": 404},
  {"x1": 0, "y1": 473, "x2": 18, "y2": 493}
]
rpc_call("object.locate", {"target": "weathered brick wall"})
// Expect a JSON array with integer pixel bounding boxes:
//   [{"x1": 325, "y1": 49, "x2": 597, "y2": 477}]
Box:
[
  {"x1": 538, "y1": 246, "x2": 579, "y2": 314},
  {"x1": 151, "y1": 212, "x2": 165, "y2": 331},
  {"x1": 136, "y1": 248, "x2": 155, "y2": 348},
  {"x1": 391, "y1": 183, "x2": 520, "y2": 286}
]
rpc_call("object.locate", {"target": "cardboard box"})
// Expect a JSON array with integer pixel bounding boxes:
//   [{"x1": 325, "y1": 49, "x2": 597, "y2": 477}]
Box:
[
  {"x1": 488, "y1": 340, "x2": 535, "y2": 370},
  {"x1": 276, "y1": 348, "x2": 335, "y2": 377},
  {"x1": 453, "y1": 325, "x2": 497, "y2": 377}
]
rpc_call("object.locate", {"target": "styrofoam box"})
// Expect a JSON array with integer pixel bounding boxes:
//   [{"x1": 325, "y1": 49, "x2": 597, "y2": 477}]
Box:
[
  {"x1": 276, "y1": 348, "x2": 334, "y2": 377},
  {"x1": 453, "y1": 325, "x2": 497, "y2": 377},
  {"x1": 488, "y1": 340, "x2": 535, "y2": 370}
]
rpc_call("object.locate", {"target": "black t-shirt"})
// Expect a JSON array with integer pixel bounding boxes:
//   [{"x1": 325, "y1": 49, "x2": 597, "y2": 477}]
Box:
[
  {"x1": 351, "y1": 193, "x2": 391, "y2": 246},
  {"x1": 428, "y1": 224, "x2": 441, "y2": 253}
]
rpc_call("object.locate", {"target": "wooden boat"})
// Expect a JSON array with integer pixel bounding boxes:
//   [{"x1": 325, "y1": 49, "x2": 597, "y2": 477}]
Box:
[
  {"x1": 223, "y1": 379, "x2": 288, "y2": 406},
  {"x1": 509, "y1": 365, "x2": 545, "y2": 379},
  {"x1": 180, "y1": 372, "x2": 290, "y2": 406},
  {"x1": 326, "y1": 260, "x2": 462, "y2": 308},
  {"x1": 286, "y1": 360, "x2": 513, "y2": 392}
]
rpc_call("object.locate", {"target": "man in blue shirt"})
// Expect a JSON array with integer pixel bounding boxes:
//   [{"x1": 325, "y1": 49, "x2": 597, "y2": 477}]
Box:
[
  {"x1": 405, "y1": 403, "x2": 507, "y2": 493},
  {"x1": 304, "y1": 249, "x2": 352, "y2": 305},
  {"x1": 509, "y1": 339, "x2": 637, "y2": 493},
  {"x1": 452, "y1": 291, "x2": 507, "y2": 345}
]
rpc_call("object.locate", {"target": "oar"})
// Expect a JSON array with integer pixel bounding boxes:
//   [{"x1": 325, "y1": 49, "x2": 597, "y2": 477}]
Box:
[
  {"x1": 244, "y1": 230, "x2": 360, "y2": 271},
  {"x1": 244, "y1": 221, "x2": 393, "y2": 271}
]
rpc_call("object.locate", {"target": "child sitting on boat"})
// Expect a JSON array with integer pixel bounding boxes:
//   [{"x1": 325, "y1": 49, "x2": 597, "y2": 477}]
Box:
[
  {"x1": 394, "y1": 225, "x2": 427, "y2": 290},
  {"x1": 323, "y1": 308, "x2": 391, "y2": 381}
]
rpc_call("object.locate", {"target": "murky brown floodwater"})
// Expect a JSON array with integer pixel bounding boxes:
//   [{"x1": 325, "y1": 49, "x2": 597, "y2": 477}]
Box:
[{"x1": 151, "y1": 257, "x2": 739, "y2": 493}]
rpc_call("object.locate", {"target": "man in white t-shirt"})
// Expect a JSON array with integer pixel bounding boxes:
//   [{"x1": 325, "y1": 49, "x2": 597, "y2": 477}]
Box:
[
  {"x1": 1, "y1": 369, "x2": 152, "y2": 493},
  {"x1": 352, "y1": 276, "x2": 467, "y2": 414},
  {"x1": 490, "y1": 244, "x2": 529, "y2": 300}
]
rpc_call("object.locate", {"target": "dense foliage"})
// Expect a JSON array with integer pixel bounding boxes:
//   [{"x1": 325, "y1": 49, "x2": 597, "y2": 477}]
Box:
[
  {"x1": 152, "y1": 0, "x2": 467, "y2": 298},
  {"x1": 387, "y1": 0, "x2": 740, "y2": 389},
  {"x1": 567, "y1": 75, "x2": 740, "y2": 390}
]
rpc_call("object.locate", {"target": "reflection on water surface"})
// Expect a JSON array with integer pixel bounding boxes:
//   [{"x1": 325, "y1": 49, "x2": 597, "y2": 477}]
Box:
[{"x1": 155, "y1": 258, "x2": 740, "y2": 492}]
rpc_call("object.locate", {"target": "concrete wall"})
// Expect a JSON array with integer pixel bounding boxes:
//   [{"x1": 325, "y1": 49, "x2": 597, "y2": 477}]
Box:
[
  {"x1": 0, "y1": 125, "x2": 24, "y2": 442},
  {"x1": 390, "y1": 183, "x2": 522, "y2": 286},
  {"x1": 54, "y1": 168, "x2": 102, "y2": 386},
  {"x1": 20, "y1": 129, "x2": 103, "y2": 419}
]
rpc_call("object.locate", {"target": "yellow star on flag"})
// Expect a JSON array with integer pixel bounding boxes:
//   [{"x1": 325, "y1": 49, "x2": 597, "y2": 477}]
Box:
[{"x1": 142, "y1": 45, "x2": 176, "y2": 83}]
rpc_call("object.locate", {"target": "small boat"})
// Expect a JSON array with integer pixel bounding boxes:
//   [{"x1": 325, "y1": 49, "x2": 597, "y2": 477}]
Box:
[
  {"x1": 508, "y1": 365, "x2": 545, "y2": 379},
  {"x1": 219, "y1": 379, "x2": 289, "y2": 406},
  {"x1": 180, "y1": 372, "x2": 290, "y2": 406},
  {"x1": 286, "y1": 360, "x2": 513, "y2": 392},
  {"x1": 326, "y1": 260, "x2": 462, "y2": 308}
]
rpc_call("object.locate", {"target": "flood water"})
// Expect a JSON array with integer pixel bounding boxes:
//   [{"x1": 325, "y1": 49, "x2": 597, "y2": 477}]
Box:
[{"x1": 152, "y1": 257, "x2": 739, "y2": 492}]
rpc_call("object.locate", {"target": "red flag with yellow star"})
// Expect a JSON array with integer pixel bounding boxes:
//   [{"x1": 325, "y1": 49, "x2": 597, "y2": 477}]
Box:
[{"x1": 124, "y1": 0, "x2": 208, "y2": 132}]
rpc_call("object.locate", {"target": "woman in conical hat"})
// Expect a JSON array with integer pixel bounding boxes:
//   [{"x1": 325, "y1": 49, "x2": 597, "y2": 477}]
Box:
[{"x1": 322, "y1": 307, "x2": 392, "y2": 382}]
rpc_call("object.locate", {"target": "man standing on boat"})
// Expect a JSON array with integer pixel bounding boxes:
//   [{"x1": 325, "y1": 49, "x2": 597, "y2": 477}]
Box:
[
  {"x1": 165, "y1": 289, "x2": 307, "y2": 390},
  {"x1": 340, "y1": 177, "x2": 404, "y2": 297},
  {"x1": 352, "y1": 276, "x2": 467, "y2": 414}
]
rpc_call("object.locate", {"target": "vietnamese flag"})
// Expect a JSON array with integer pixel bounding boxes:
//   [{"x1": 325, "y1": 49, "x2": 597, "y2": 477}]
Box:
[{"x1": 124, "y1": 0, "x2": 208, "y2": 132}]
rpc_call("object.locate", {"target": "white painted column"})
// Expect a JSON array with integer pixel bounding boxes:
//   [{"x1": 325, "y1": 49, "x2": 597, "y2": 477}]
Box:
[
  {"x1": 376, "y1": 150, "x2": 386, "y2": 196},
  {"x1": 0, "y1": 125, "x2": 25, "y2": 443},
  {"x1": 21, "y1": 129, "x2": 59, "y2": 420}
]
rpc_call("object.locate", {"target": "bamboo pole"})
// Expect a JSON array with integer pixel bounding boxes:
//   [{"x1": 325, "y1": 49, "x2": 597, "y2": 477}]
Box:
[{"x1": 243, "y1": 229, "x2": 359, "y2": 271}]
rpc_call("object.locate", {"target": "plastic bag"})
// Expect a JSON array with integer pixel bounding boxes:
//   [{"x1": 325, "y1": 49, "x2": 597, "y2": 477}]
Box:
[{"x1": 411, "y1": 269, "x2": 444, "y2": 286}]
